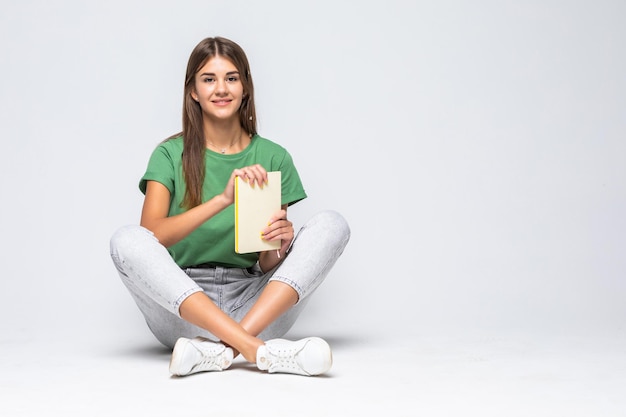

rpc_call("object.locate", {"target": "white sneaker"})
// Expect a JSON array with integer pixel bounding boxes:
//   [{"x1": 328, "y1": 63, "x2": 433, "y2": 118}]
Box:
[
  {"x1": 169, "y1": 337, "x2": 233, "y2": 376},
  {"x1": 256, "y1": 337, "x2": 332, "y2": 376}
]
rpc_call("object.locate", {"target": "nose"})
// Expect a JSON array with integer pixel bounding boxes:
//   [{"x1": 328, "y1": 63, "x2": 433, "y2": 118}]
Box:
[{"x1": 215, "y1": 77, "x2": 228, "y2": 95}]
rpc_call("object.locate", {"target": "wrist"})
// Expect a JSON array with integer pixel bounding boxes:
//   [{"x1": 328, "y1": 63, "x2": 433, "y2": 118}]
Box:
[{"x1": 214, "y1": 193, "x2": 233, "y2": 209}]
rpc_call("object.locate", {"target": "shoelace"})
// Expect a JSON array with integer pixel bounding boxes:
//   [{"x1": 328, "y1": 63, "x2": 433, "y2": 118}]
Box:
[
  {"x1": 266, "y1": 345, "x2": 304, "y2": 371},
  {"x1": 191, "y1": 345, "x2": 223, "y2": 371}
]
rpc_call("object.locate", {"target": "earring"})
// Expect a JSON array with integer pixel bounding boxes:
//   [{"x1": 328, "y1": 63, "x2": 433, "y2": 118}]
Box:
[{"x1": 249, "y1": 116, "x2": 253, "y2": 120}]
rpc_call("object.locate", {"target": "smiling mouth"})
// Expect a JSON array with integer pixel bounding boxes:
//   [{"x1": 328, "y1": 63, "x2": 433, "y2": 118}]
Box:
[{"x1": 212, "y1": 99, "x2": 232, "y2": 105}]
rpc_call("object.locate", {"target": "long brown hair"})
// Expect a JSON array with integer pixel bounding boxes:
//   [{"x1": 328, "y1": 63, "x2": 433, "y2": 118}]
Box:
[{"x1": 175, "y1": 36, "x2": 257, "y2": 209}]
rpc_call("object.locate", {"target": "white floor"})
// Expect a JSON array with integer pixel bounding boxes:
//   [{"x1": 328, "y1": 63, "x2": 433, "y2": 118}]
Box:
[{"x1": 2, "y1": 327, "x2": 625, "y2": 416}]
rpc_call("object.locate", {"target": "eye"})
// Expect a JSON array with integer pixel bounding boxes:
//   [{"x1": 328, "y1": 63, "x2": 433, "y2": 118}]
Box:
[
  {"x1": 203, "y1": 77, "x2": 215, "y2": 83},
  {"x1": 227, "y1": 75, "x2": 239, "y2": 82}
]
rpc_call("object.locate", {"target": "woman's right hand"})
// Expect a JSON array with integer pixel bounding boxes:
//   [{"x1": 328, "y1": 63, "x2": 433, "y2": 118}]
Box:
[{"x1": 221, "y1": 164, "x2": 268, "y2": 204}]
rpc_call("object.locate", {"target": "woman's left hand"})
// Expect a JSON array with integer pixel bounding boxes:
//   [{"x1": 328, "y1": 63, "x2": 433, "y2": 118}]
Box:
[{"x1": 261, "y1": 208, "x2": 293, "y2": 254}]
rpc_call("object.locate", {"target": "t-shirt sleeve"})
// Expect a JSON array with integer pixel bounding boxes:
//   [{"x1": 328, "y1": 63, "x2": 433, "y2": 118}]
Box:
[
  {"x1": 139, "y1": 144, "x2": 176, "y2": 195},
  {"x1": 278, "y1": 150, "x2": 307, "y2": 206}
]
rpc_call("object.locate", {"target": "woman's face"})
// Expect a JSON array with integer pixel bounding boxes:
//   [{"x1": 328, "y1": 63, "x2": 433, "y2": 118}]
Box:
[{"x1": 191, "y1": 55, "x2": 244, "y2": 123}]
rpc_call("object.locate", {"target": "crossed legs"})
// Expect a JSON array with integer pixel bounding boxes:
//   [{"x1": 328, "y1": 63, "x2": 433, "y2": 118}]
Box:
[{"x1": 178, "y1": 280, "x2": 298, "y2": 363}]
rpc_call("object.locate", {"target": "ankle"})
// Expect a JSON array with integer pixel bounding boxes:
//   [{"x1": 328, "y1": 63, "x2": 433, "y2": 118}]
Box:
[
  {"x1": 242, "y1": 340, "x2": 264, "y2": 363},
  {"x1": 228, "y1": 338, "x2": 263, "y2": 363}
]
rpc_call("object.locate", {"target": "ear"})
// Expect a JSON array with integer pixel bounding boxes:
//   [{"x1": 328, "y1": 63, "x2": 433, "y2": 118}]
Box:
[{"x1": 190, "y1": 90, "x2": 199, "y2": 102}]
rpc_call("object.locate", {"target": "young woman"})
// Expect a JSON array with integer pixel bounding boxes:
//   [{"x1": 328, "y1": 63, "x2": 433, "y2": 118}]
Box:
[{"x1": 109, "y1": 36, "x2": 350, "y2": 377}]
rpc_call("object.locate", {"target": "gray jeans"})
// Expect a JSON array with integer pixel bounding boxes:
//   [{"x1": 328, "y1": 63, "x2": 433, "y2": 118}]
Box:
[{"x1": 109, "y1": 210, "x2": 350, "y2": 348}]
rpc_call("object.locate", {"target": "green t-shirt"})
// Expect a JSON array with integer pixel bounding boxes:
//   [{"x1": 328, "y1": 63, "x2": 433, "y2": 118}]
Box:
[{"x1": 139, "y1": 134, "x2": 307, "y2": 268}]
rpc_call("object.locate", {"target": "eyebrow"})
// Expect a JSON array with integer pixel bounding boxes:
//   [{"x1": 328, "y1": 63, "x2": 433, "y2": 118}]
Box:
[{"x1": 199, "y1": 71, "x2": 240, "y2": 76}]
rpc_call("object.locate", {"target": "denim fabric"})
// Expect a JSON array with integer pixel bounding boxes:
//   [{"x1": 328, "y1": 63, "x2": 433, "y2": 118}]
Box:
[{"x1": 110, "y1": 210, "x2": 350, "y2": 348}]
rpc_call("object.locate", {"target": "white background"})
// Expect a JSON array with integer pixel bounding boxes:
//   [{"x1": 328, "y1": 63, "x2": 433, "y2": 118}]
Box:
[{"x1": 1, "y1": 0, "x2": 624, "y2": 351}]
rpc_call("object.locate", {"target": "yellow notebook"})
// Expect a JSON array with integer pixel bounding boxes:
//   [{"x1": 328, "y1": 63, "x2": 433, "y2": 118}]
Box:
[{"x1": 234, "y1": 171, "x2": 282, "y2": 254}]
